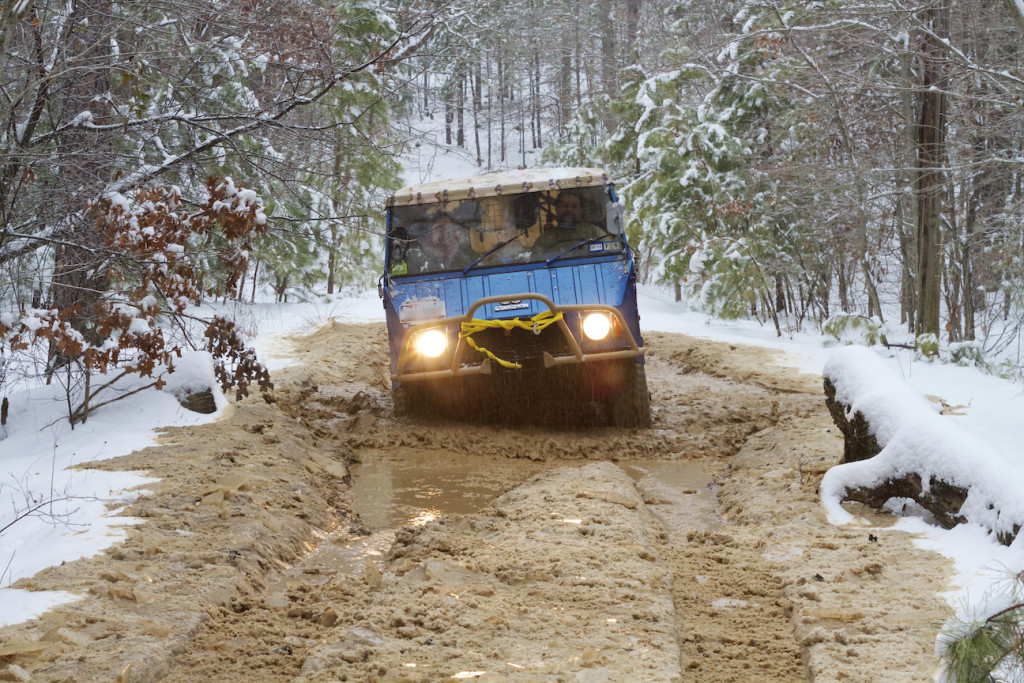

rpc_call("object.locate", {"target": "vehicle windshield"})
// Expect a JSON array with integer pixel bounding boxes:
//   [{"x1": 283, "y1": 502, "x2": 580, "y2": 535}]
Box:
[{"x1": 387, "y1": 186, "x2": 622, "y2": 276}]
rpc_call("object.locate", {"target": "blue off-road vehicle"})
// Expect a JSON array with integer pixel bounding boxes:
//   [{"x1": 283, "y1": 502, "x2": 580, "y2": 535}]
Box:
[{"x1": 379, "y1": 167, "x2": 650, "y2": 427}]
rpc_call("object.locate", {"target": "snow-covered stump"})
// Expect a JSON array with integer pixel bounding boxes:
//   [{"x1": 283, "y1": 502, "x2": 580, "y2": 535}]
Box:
[{"x1": 821, "y1": 346, "x2": 1024, "y2": 547}]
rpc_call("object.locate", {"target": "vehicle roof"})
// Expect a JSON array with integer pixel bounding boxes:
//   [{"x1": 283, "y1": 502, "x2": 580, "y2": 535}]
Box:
[{"x1": 387, "y1": 167, "x2": 611, "y2": 207}]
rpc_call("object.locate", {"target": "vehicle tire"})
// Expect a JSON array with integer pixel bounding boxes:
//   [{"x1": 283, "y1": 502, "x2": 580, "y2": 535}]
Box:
[
  {"x1": 607, "y1": 361, "x2": 651, "y2": 428},
  {"x1": 393, "y1": 381, "x2": 429, "y2": 418},
  {"x1": 395, "y1": 379, "x2": 473, "y2": 420}
]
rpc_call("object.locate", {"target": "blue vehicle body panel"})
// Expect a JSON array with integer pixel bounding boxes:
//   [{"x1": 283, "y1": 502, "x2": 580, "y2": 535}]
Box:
[{"x1": 387, "y1": 258, "x2": 630, "y2": 322}]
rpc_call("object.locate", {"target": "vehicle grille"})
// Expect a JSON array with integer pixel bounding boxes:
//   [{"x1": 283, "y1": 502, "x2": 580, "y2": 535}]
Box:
[{"x1": 461, "y1": 324, "x2": 573, "y2": 369}]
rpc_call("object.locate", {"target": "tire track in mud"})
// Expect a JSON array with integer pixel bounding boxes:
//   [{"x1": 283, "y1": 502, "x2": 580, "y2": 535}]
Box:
[
  {"x1": 0, "y1": 322, "x2": 952, "y2": 681},
  {"x1": 642, "y1": 336, "x2": 804, "y2": 681}
]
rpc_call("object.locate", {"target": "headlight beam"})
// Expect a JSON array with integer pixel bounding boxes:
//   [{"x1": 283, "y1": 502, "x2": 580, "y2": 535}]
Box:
[{"x1": 414, "y1": 329, "x2": 448, "y2": 357}]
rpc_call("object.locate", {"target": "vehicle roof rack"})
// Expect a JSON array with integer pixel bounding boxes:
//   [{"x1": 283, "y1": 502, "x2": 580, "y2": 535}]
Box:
[{"x1": 387, "y1": 167, "x2": 610, "y2": 207}]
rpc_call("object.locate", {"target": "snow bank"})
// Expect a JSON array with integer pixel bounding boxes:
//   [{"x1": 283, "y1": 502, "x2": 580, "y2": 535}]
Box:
[
  {"x1": 0, "y1": 352, "x2": 226, "y2": 624},
  {"x1": 821, "y1": 346, "x2": 1024, "y2": 548}
]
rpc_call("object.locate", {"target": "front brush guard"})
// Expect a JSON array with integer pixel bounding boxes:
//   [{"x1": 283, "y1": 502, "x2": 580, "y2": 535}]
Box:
[{"x1": 391, "y1": 293, "x2": 643, "y2": 383}]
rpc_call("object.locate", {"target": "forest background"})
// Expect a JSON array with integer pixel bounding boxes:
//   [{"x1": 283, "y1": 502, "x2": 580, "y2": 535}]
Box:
[{"x1": 2, "y1": 0, "x2": 1024, "y2": 418}]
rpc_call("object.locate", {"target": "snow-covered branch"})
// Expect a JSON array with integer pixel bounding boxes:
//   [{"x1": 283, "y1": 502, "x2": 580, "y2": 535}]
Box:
[{"x1": 0, "y1": 5, "x2": 425, "y2": 267}]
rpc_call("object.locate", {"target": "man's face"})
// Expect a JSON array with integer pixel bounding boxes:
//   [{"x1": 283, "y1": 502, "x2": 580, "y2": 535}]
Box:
[
  {"x1": 556, "y1": 194, "x2": 582, "y2": 226},
  {"x1": 430, "y1": 218, "x2": 459, "y2": 254}
]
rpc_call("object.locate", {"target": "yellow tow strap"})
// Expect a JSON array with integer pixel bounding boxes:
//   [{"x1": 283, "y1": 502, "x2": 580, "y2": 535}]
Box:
[{"x1": 460, "y1": 310, "x2": 564, "y2": 369}]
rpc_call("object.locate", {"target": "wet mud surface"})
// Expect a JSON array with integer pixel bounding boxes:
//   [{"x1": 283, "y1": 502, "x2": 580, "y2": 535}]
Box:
[{"x1": 0, "y1": 323, "x2": 953, "y2": 681}]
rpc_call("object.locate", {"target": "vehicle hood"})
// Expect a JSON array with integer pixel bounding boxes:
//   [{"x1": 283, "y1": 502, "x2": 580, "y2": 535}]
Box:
[{"x1": 387, "y1": 259, "x2": 632, "y2": 324}]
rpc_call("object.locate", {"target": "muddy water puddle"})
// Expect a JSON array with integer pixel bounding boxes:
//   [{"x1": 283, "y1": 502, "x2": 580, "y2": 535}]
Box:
[
  {"x1": 265, "y1": 450, "x2": 723, "y2": 605},
  {"x1": 263, "y1": 448, "x2": 551, "y2": 605},
  {"x1": 620, "y1": 460, "x2": 724, "y2": 538},
  {"x1": 348, "y1": 448, "x2": 723, "y2": 535},
  {"x1": 263, "y1": 530, "x2": 394, "y2": 608},
  {"x1": 348, "y1": 447, "x2": 554, "y2": 529}
]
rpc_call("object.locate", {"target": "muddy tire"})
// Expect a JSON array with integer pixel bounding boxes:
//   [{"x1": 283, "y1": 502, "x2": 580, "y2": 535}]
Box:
[
  {"x1": 394, "y1": 378, "x2": 482, "y2": 420},
  {"x1": 393, "y1": 381, "x2": 430, "y2": 418},
  {"x1": 607, "y1": 361, "x2": 651, "y2": 428}
]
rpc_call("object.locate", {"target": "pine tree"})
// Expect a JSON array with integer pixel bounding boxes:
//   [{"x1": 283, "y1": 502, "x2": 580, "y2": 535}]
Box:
[{"x1": 938, "y1": 571, "x2": 1024, "y2": 682}]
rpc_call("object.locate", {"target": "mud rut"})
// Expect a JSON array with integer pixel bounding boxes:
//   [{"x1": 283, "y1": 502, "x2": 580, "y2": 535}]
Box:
[{"x1": 0, "y1": 323, "x2": 955, "y2": 682}]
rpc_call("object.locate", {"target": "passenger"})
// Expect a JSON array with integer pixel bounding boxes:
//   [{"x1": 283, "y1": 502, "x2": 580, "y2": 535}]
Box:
[
  {"x1": 531, "y1": 190, "x2": 602, "y2": 255},
  {"x1": 406, "y1": 215, "x2": 478, "y2": 273},
  {"x1": 434, "y1": 216, "x2": 479, "y2": 269}
]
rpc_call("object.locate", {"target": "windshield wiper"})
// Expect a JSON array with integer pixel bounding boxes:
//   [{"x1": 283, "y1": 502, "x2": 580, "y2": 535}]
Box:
[
  {"x1": 544, "y1": 233, "x2": 615, "y2": 265},
  {"x1": 463, "y1": 230, "x2": 527, "y2": 274}
]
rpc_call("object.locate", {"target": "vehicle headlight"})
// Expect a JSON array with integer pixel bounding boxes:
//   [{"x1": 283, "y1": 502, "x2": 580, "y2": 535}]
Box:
[
  {"x1": 582, "y1": 312, "x2": 612, "y2": 341},
  {"x1": 414, "y1": 329, "x2": 448, "y2": 357}
]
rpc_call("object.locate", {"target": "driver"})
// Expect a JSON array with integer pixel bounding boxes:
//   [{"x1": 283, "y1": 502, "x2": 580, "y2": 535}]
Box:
[{"x1": 531, "y1": 190, "x2": 602, "y2": 254}]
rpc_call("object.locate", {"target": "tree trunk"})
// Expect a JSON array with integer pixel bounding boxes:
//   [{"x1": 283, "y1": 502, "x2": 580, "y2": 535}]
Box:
[
  {"x1": 533, "y1": 48, "x2": 542, "y2": 149},
  {"x1": 498, "y1": 55, "x2": 505, "y2": 163},
  {"x1": 775, "y1": 275, "x2": 786, "y2": 317},
  {"x1": 457, "y1": 70, "x2": 465, "y2": 148},
  {"x1": 819, "y1": 270, "x2": 831, "y2": 320},
  {"x1": 518, "y1": 84, "x2": 527, "y2": 167},
  {"x1": 823, "y1": 376, "x2": 1019, "y2": 542},
  {"x1": 237, "y1": 262, "x2": 247, "y2": 301},
  {"x1": 423, "y1": 69, "x2": 429, "y2": 116},
  {"x1": 486, "y1": 56, "x2": 492, "y2": 168},
  {"x1": 599, "y1": 0, "x2": 617, "y2": 132},
  {"x1": 836, "y1": 260, "x2": 850, "y2": 313},
  {"x1": 473, "y1": 62, "x2": 482, "y2": 164},
  {"x1": 48, "y1": 1, "x2": 116, "y2": 374},
  {"x1": 251, "y1": 259, "x2": 260, "y2": 303},
  {"x1": 575, "y1": 0, "x2": 583, "y2": 110},
  {"x1": 327, "y1": 245, "x2": 336, "y2": 295},
  {"x1": 528, "y1": 64, "x2": 536, "y2": 150},
  {"x1": 445, "y1": 97, "x2": 453, "y2": 146},
  {"x1": 559, "y1": 52, "x2": 572, "y2": 134},
  {"x1": 761, "y1": 291, "x2": 782, "y2": 337},
  {"x1": 945, "y1": 244, "x2": 961, "y2": 342},
  {"x1": 914, "y1": 2, "x2": 949, "y2": 338},
  {"x1": 898, "y1": 49, "x2": 917, "y2": 333},
  {"x1": 626, "y1": 0, "x2": 641, "y2": 64},
  {"x1": 860, "y1": 253, "x2": 884, "y2": 323}
]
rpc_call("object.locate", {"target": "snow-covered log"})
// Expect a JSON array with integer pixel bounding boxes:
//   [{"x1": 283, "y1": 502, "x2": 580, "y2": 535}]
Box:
[{"x1": 821, "y1": 346, "x2": 1024, "y2": 547}]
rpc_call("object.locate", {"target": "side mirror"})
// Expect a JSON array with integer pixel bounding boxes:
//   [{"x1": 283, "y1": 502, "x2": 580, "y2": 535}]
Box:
[{"x1": 606, "y1": 202, "x2": 624, "y2": 235}]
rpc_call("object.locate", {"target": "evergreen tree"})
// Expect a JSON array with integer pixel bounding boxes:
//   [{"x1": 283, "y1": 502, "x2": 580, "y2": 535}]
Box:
[{"x1": 939, "y1": 572, "x2": 1024, "y2": 682}]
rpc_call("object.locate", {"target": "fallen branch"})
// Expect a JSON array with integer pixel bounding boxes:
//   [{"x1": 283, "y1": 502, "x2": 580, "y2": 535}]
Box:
[
  {"x1": 820, "y1": 346, "x2": 1024, "y2": 547},
  {"x1": 0, "y1": 494, "x2": 87, "y2": 537}
]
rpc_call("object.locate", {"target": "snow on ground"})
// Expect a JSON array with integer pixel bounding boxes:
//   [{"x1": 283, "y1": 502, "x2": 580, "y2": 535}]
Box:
[
  {"x1": 2, "y1": 284, "x2": 1024, "y2": 658},
  {"x1": 223, "y1": 290, "x2": 388, "y2": 371},
  {"x1": 0, "y1": 354, "x2": 223, "y2": 626}
]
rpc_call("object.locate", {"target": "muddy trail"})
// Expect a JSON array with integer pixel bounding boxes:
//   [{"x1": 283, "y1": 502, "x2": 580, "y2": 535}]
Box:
[{"x1": 0, "y1": 323, "x2": 953, "y2": 682}]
